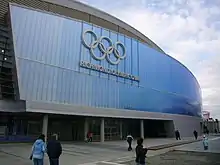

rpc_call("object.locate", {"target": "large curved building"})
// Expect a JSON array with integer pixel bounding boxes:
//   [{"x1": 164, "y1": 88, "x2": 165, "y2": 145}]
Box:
[{"x1": 0, "y1": 0, "x2": 202, "y2": 142}]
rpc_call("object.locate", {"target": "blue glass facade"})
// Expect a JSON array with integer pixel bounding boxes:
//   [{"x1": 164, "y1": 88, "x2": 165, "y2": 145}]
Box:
[{"x1": 9, "y1": 5, "x2": 202, "y2": 117}]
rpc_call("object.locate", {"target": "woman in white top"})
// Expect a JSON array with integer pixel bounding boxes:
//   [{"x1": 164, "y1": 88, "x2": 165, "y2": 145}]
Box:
[{"x1": 126, "y1": 134, "x2": 134, "y2": 151}]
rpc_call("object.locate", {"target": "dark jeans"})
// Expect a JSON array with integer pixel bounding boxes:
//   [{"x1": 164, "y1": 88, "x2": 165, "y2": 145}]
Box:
[
  {"x1": 88, "y1": 137, "x2": 93, "y2": 142},
  {"x1": 33, "y1": 158, "x2": 43, "y2": 165},
  {"x1": 176, "y1": 136, "x2": 181, "y2": 140},
  {"x1": 204, "y1": 146, "x2": 208, "y2": 150},
  {"x1": 127, "y1": 141, "x2": 132, "y2": 151},
  {"x1": 49, "y1": 158, "x2": 59, "y2": 165}
]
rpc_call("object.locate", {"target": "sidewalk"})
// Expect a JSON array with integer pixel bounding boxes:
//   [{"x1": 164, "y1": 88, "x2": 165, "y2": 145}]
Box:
[
  {"x1": 0, "y1": 136, "x2": 204, "y2": 165},
  {"x1": 79, "y1": 136, "x2": 202, "y2": 150}
]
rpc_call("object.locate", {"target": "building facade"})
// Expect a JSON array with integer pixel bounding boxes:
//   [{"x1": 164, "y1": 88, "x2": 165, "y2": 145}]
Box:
[{"x1": 0, "y1": 1, "x2": 202, "y2": 142}]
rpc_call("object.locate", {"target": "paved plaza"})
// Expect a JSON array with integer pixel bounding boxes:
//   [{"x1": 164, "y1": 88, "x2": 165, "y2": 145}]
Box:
[
  {"x1": 125, "y1": 136, "x2": 220, "y2": 165},
  {"x1": 1, "y1": 136, "x2": 219, "y2": 165},
  {"x1": 125, "y1": 151, "x2": 220, "y2": 165}
]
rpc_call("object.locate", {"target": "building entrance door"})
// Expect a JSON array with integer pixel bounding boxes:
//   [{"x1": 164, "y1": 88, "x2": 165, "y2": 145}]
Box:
[
  {"x1": 48, "y1": 115, "x2": 84, "y2": 141},
  {"x1": 71, "y1": 120, "x2": 84, "y2": 141},
  {"x1": 104, "y1": 119, "x2": 120, "y2": 141}
]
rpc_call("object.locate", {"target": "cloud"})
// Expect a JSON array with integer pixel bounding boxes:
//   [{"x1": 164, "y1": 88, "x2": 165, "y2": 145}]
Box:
[{"x1": 78, "y1": 0, "x2": 220, "y2": 119}]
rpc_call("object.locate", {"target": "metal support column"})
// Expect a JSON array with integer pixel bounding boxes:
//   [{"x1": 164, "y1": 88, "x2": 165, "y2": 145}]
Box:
[
  {"x1": 100, "y1": 118, "x2": 105, "y2": 142},
  {"x1": 84, "y1": 118, "x2": 89, "y2": 141},
  {"x1": 42, "y1": 114, "x2": 48, "y2": 141},
  {"x1": 140, "y1": 120, "x2": 144, "y2": 139}
]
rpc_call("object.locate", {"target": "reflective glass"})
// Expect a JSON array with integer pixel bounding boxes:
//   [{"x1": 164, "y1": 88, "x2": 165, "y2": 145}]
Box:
[{"x1": 10, "y1": 5, "x2": 201, "y2": 117}]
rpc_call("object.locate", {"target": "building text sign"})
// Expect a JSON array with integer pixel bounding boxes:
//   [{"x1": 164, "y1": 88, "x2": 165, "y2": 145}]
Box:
[
  {"x1": 80, "y1": 61, "x2": 139, "y2": 81},
  {"x1": 80, "y1": 30, "x2": 139, "y2": 81},
  {"x1": 82, "y1": 30, "x2": 126, "y2": 65}
]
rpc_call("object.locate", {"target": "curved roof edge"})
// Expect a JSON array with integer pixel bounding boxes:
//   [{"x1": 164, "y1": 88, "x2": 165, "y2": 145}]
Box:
[{"x1": 43, "y1": 0, "x2": 165, "y2": 54}]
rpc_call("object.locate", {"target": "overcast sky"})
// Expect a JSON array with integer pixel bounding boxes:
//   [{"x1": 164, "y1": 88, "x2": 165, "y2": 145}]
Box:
[{"x1": 78, "y1": 0, "x2": 220, "y2": 119}]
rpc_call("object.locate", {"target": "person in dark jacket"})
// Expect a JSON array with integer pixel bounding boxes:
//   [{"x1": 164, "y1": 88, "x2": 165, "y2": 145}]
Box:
[
  {"x1": 193, "y1": 130, "x2": 198, "y2": 140},
  {"x1": 207, "y1": 129, "x2": 209, "y2": 135},
  {"x1": 175, "y1": 130, "x2": 181, "y2": 140},
  {"x1": 47, "y1": 134, "x2": 62, "y2": 165},
  {"x1": 135, "y1": 138, "x2": 148, "y2": 165}
]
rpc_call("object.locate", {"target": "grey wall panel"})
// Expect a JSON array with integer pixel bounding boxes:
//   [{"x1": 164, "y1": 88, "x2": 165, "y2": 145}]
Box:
[
  {"x1": 48, "y1": 2, "x2": 90, "y2": 22},
  {"x1": 0, "y1": 100, "x2": 25, "y2": 112},
  {"x1": 173, "y1": 116, "x2": 202, "y2": 136}
]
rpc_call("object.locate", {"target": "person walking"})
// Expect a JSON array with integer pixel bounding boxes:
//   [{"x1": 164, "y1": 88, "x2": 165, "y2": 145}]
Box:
[
  {"x1": 87, "y1": 131, "x2": 93, "y2": 142},
  {"x1": 175, "y1": 130, "x2": 178, "y2": 140},
  {"x1": 47, "y1": 134, "x2": 62, "y2": 165},
  {"x1": 135, "y1": 138, "x2": 148, "y2": 165},
  {"x1": 126, "y1": 134, "x2": 133, "y2": 151},
  {"x1": 193, "y1": 130, "x2": 198, "y2": 140},
  {"x1": 203, "y1": 134, "x2": 209, "y2": 150},
  {"x1": 206, "y1": 129, "x2": 209, "y2": 136},
  {"x1": 175, "y1": 130, "x2": 181, "y2": 140},
  {"x1": 30, "y1": 134, "x2": 46, "y2": 165}
]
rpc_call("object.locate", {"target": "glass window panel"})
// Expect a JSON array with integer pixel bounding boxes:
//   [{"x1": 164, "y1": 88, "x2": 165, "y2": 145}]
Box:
[
  {"x1": 80, "y1": 23, "x2": 92, "y2": 74},
  {"x1": 99, "y1": 29, "x2": 110, "y2": 79},
  {"x1": 117, "y1": 34, "x2": 126, "y2": 83},
  {"x1": 124, "y1": 37, "x2": 132, "y2": 84},
  {"x1": 26, "y1": 61, "x2": 35, "y2": 99},
  {"x1": 131, "y1": 39, "x2": 138, "y2": 86},
  {"x1": 31, "y1": 62, "x2": 39, "y2": 101},
  {"x1": 108, "y1": 31, "x2": 118, "y2": 81},
  {"x1": 46, "y1": 65, "x2": 53, "y2": 102},
  {"x1": 9, "y1": 5, "x2": 201, "y2": 117},
  {"x1": 90, "y1": 25, "x2": 102, "y2": 77},
  {"x1": 69, "y1": 70, "x2": 75, "y2": 104},
  {"x1": 52, "y1": 67, "x2": 58, "y2": 103}
]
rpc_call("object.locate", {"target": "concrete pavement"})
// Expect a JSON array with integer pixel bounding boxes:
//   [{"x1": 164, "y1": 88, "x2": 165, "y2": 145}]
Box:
[
  {"x1": 124, "y1": 135, "x2": 220, "y2": 165},
  {"x1": 0, "y1": 136, "x2": 205, "y2": 165},
  {"x1": 175, "y1": 136, "x2": 220, "y2": 153}
]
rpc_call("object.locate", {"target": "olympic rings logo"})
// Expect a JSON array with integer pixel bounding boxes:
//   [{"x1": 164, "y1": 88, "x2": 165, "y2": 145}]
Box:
[{"x1": 82, "y1": 30, "x2": 126, "y2": 65}]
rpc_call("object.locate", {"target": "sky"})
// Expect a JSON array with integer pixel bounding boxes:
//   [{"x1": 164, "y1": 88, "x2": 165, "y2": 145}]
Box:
[{"x1": 77, "y1": 0, "x2": 220, "y2": 119}]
